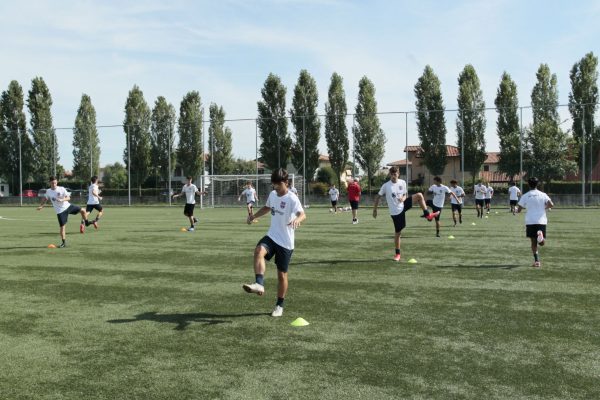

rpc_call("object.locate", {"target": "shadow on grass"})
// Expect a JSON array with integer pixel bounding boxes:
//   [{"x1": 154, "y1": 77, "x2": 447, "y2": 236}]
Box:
[
  {"x1": 437, "y1": 264, "x2": 522, "y2": 270},
  {"x1": 294, "y1": 259, "x2": 380, "y2": 267},
  {"x1": 107, "y1": 311, "x2": 267, "y2": 330},
  {"x1": 0, "y1": 246, "x2": 52, "y2": 250}
]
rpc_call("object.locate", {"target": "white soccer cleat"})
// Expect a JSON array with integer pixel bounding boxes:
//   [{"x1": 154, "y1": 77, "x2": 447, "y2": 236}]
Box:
[
  {"x1": 242, "y1": 282, "x2": 265, "y2": 296},
  {"x1": 271, "y1": 305, "x2": 283, "y2": 317},
  {"x1": 536, "y1": 230, "x2": 544, "y2": 244}
]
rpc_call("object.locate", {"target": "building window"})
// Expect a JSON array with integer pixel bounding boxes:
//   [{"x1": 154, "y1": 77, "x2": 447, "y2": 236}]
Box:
[{"x1": 483, "y1": 165, "x2": 490, "y2": 172}]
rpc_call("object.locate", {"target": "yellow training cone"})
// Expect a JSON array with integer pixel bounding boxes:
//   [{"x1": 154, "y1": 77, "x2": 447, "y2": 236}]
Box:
[
  {"x1": 485, "y1": 215, "x2": 489, "y2": 219},
  {"x1": 407, "y1": 258, "x2": 418, "y2": 264},
  {"x1": 471, "y1": 222, "x2": 476, "y2": 226},
  {"x1": 47, "y1": 244, "x2": 56, "y2": 248},
  {"x1": 180, "y1": 227, "x2": 187, "y2": 232},
  {"x1": 448, "y1": 235, "x2": 455, "y2": 239},
  {"x1": 291, "y1": 317, "x2": 309, "y2": 327}
]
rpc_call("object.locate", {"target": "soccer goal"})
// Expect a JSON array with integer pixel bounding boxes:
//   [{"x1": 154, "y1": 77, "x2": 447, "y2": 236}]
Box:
[{"x1": 199, "y1": 174, "x2": 304, "y2": 208}]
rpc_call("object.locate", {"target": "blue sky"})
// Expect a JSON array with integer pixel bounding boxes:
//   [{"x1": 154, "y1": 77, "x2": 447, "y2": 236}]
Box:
[{"x1": 1, "y1": 0, "x2": 599, "y2": 171}]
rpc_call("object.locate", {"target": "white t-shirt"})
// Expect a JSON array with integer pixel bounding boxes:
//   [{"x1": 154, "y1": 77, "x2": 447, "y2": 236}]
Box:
[
  {"x1": 45, "y1": 187, "x2": 71, "y2": 214},
  {"x1": 474, "y1": 184, "x2": 487, "y2": 200},
  {"x1": 181, "y1": 184, "x2": 198, "y2": 204},
  {"x1": 518, "y1": 189, "x2": 552, "y2": 225},
  {"x1": 508, "y1": 186, "x2": 521, "y2": 201},
  {"x1": 428, "y1": 184, "x2": 451, "y2": 208},
  {"x1": 266, "y1": 190, "x2": 304, "y2": 250},
  {"x1": 241, "y1": 187, "x2": 257, "y2": 203},
  {"x1": 328, "y1": 188, "x2": 339, "y2": 201},
  {"x1": 450, "y1": 186, "x2": 465, "y2": 205},
  {"x1": 87, "y1": 183, "x2": 101, "y2": 205},
  {"x1": 485, "y1": 186, "x2": 494, "y2": 199},
  {"x1": 378, "y1": 179, "x2": 407, "y2": 216}
]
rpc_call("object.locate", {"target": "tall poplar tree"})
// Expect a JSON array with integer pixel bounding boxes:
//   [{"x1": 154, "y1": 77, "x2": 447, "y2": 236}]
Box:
[
  {"x1": 353, "y1": 76, "x2": 386, "y2": 193},
  {"x1": 258, "y1": 73, "x2": 290, "y2": 170},
  {"x1": 495, "y1": 72, "x2": 522, "y2": 179},
  {"x1": 0, "y1": 80, "x2": 33, "y2": 191},
  {"x1": 324, "y1": 72, "x2": 349, "y2": 189},
  {"x1": 151, "y1": 96, "x2": 176, "y2": 186},
  {"x1": 176, "y1": 91, "x2": 203, "y2": 178},
  {"x1": 568, "y1": 52, "x2": 599, "y2": 182},
  {"x1": 123, "y1": 85, "x2": 152, "y2": 195},
  {"x1": 72, "y1": 94, "x2": 100, "y2": 180},
  {"x1": 208, "y1": 103, "x2": 234, "y2": 175},
  {"x1": 457, "y1": 65, "x2": 486, "y2": 183},
  {"x1": 27, "y1": 77, "x2": 58, "y2": 181},
  {"x1": 290, "y1": 69, "x2": 320, "y2": 182},
  {"x1": 414, "y1": 66, "x2": 447, "y2": 176}
]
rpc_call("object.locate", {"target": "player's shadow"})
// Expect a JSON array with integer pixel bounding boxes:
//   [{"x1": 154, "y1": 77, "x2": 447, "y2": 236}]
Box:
[
  {"x1": 0, "y1": 246, "x2": 49, "y2": 250},
  {"x1": 437, "y1": 264, "x2": 521, "y2": 270},
  {"x1": 293, "y1": 259, "x2": 378, "y2": 267},
  {"x1": 107, "y1": 311, "x2": 267, "y2": 331}
]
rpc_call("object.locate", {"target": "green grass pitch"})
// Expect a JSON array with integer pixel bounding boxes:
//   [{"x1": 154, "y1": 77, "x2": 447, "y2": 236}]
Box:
[{"x1": 0, "y1": 205, "x2": 599, "y2": 399}]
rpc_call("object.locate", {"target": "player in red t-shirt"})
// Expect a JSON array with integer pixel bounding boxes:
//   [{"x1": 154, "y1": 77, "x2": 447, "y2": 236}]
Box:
[{"x1": 347, "y1": 178, "x2": 362, "y2": 224}]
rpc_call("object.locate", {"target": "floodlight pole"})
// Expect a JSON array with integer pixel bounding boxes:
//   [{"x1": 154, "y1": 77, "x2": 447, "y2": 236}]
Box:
[
  {"x1": 18, "y1": 127, "x2": 23, "y2": 207},
  {"x1": 303, "y1": 112, "x2": 306, "y2": 206},
  {"x1": 168, "y1": 122, "x2": 172, "y2": 207},
  {"x1": 460, "y1": 114, "x2": 465, "y2": 188},
  {"x1": 581, "y1": 106, "x2": 586, "y2": 208},
  {"x1": 255, "y1": 119, "x2": 259, "y2": 198},
  {"x1": 404, "y1": 112, "x2": 408, "y2": 183},
  {"x1": 519, "y1": 107, "x2": 523, "y2": 192},
  {"x1": 127, "y1": 124, "x2": 131, "y2": 207}
]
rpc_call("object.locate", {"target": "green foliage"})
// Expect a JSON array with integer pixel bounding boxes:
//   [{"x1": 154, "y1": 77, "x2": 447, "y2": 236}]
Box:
[
  {"x1": 531, "y1": 64, "x2": 560, "y2": 125},
  {"x1": 102, "y1": 162, "x2": 127, "y2": 189},
  {"x1": 353, "y1": 76, "x2": 386, "y2": 194},
  {"x1": 290, "y1": 70, "x2": 321, "y2": 183},
  {"x1": 177, "y1": 91, "x2": 203, "y2": 178},
  {"x1": 310, "y1": 181, "x2": 329, "y2": 195},
  {"x1": 415, "y1": 66, "x2": 447, "y2": 176},
  {"x1": 208, "y1": 103, "x2": 234, "y2": 175},
  {"x1": 316, "y1": 166, "x2": 336, "y2": 184},
  {"x1": 232, "y1": 158, "x2": 257, "y2": 174},
  {"x1": 457, "y1": 65, "x2": 487, "y2": 178},
  {"x1": 150, "y1": 96, "x2": 176, "y2": 184},
  {"x1": 73, "y1": 94, "x2": 100, "y2": 180},
  {"x1": 27, "y1": 77, "x2": 58, "y2": 181},
  {"x1": 324, "y1": 72, "x2": 349, "y2": 189},
  {"x1": 495, "y1": 72, "x2": 522, "y2": 178},
  {"x1": 257, "y1": 73, "x2": 290, "y2": 170},
  {"x1": 123, "y1": 85, "x2": 152, "y2": 195}
]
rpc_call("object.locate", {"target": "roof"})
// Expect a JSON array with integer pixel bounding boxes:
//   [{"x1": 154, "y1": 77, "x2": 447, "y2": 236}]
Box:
[
  {"x1": 479, "y1": 171, "x2": 525, "y2": 183},
  {"x1": 319, "y1": 154, "x2": 329, "y2": 161},
  {"x1": 387, "y1": 159, "x2": 412, "y2": 166},
  {"x1": 484, "y1": 152, "x2": 500, "y2": 164},
  {"x1": 404, "y1": 145, "x2": 460, "y2": 157}
]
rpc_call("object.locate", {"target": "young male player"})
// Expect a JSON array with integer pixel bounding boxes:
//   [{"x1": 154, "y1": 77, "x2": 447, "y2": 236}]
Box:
[
  {"x1": 474, "y1": 179, "x2": 487, "y2": 218},
  {"x1": 238, "y1": 181, "x2": 258, "y2": 217},
  {"x1": 85, "y1": 175, "x2": 103, "y2": 229},
  {"x1": 517, "y1": 177, "x2": 553, "y2": 268},
  {"x1": 508, "y1": 181, "x2": 521, "y2": 215},
  {"x1": 484, "y1": 183, "x2": 494, "y2": 214},
  {"x1": 172, "y1": 176, "x2": 206, "y2": 231},
  {"x1": 427, "y1": 176, "x2": 460, "y2": 237},
  {"x1": 243, "y1": 169, "x2": 306, "y2": 317},
  {"x1": 449, "y1": 180, "x2": 465, "y2": 226},
  {"x1": 347, "y1": 178, "x2": 361, "y2": 224},
  {"x1": 372, "y1": 166, "x2": 440, "y2": 261},
  {"x1": 328, "y1": 184, "x2": 340, "y2": 213},
  {"x1": 37, "y1": 176, "x2": 90, "y2": 247}
]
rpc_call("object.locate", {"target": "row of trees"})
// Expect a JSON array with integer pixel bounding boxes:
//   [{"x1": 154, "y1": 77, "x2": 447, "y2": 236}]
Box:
[{"x1": 1, "y1": 52, "x2": 598, "y2": 194}]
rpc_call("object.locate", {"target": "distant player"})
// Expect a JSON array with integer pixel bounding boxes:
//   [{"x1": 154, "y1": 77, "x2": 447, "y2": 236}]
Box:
[
  {"x1": 243, "y1": 169, "x2": 306, "y2": 317},
  {"x1": 427, "y1": 176, "x2": 460, "y2": 237},
  {"x1": 172, "y1": 176, "x2": 206, "y2": 231},
  {"x1": 85, "y1": 175, "x2": 103, "y2": 229},
  {"x1": 484, "y1": 183, "x2": 494, "y2": 214},
  {"x1": 288, "y1": 180, "x2": 298, "y2": 195},
  {"x1": 238, "y1": 181, "x2": 258, "y2": 217},
  {"x1": 372, "y1": 166, "x2": 440, "y2": 261},
  {"x1": 328, "y1": 184, "x2": 340, "y2": 213},
  {"x1": 449, "y1": 180, "x2": 465, "y2": 226},
  {"x1": 474, "y1": 179, "x2": 487, "y2": 218},
  {"x1": 517, "y1": 177, "x2": 554, "y2": 268},
  {"x1": 37, "y1": 176, "x2": 90, "y2": 247},
  {"x1": 347, "y1": 178, "x2": 361, "y2": 224},
  {"x1": 508, "y1": 181, "x2": 521, "y2": 215}
]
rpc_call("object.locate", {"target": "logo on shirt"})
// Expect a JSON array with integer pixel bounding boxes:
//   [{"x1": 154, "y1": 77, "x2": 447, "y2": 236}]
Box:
[{"x1": 280, "y1": 201, "x2": 286, "y2": 209}]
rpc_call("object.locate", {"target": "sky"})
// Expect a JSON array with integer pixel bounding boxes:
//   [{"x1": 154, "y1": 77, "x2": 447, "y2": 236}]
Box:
[{"x1": 1, "y1": 0, "x2": 599, "y2": 171}]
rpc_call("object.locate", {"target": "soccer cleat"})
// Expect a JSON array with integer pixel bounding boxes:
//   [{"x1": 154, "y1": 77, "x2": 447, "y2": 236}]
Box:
[
  {"x1": 393, "y1": 254, "x2": 401, "y2": 262},
  {"x1": 59, "y1": 242, "x2": 66, "y2": 248},
  {"x1": 80, "y1": 223, "x2": 85, "y2": 233},
  {"x1": 352, "y1": 219, "x2": 358, "y2": 224},
  {"x1": 426, "y1": 211, "x2": 440, "y2": 221},
  {"x1": 532, "y1": 261, "x2": 541, "y2": 268},
  {"x1": 93, "y1": 220, "x2": 98, "y2": 230},
  {"x1": 536, "y1": 230, "x2": 544, "y2": 244},
  {"x1": 271, "y1": 305, "x2": 284, "y2": 317},
  {"x1": 436, "y1": 233, "x2": 441, "y2": 238},
  {"x1": 242, "y1": 282, "x2": 265, "y2": 296},
  {"x1": 187, "y1": 227, "x2": 195, "y2": 232}
]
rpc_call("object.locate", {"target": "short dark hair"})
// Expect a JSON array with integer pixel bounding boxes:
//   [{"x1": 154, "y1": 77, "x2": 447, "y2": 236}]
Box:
[
  {"x1": 271, "y1": 168, "x2": 289, "y2": 184},
  {"x1": 528, "y1": 177, "x2": 539, "y2": 188},
  {"x1": 91, "y1": 176, "x2": 98, "y2": 183},
  {"x1": 433, "y1": 176, "x2": 442, "y2": 183},
  {"x1": 450, "y1": 179, "x2": 457, "y2": 184},
  {"x1": 389, "y1": 166, "x2": 398, "y2": 175},
  {"x1": 48, "y1": 176, "x2": 57, "y2": 182},
  {"x1": 186, "y1": 176, "x2": 192, "y2": 180}
]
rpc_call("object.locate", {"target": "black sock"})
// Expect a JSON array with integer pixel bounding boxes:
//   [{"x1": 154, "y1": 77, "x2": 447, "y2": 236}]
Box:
[
  {"x1": 534, "y1": 252, "x2": 539, "y2": 262},
  {"x1": 276, "y1": 297, "x2": 285, "y2": 307},
  {"x1": 255, "y1": 274, "x2": 264, "y2": 286},
  {"x1": 395, "y1": 248, "x2": 400, "y2": 255}
]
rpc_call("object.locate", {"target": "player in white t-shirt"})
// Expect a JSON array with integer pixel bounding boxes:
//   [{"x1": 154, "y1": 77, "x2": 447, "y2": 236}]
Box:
[
  {"x1": 243, "y1": 169, "x2": 306, "y2": 317},
  {"x1": 517, "y1": 177, "x2": 554, "y2": 268},
  {"x1": 474, "y1": 180, "x2": 487, "y2": 218},
  {"x1": 427, "y1": 176, "x2": 460, "y2": 237},
  {"x1": 85, "y1": 175, "x2": 103, "y2": 230},
  {"x1": 172, "y1": 176, "x2": 206, "y2": 231},
  {"x1": 372, "y1": 166, "x2": 440, "y2": 262},
  {"x1": 238, "y1": 181, "x2": 258, "y2": 218},
  {"x1": 484, "y1": 184, "x2": 494, "y2": 214},
  {"x1": 37, "y1": 176, "x2": 90, "y2": 247},
  {"x1": 449, "y1": 180, "x2": 465, "y2": 226},
  {"x1": 328, "y1": 184, "x2": 340, "y2": 213},
  {"x1": 508, "y1": 181, "x2": 522, "y2": 215}
]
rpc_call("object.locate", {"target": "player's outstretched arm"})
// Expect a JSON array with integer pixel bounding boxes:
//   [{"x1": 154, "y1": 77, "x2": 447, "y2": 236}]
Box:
[
  {"x1": 37, "y1": 197, "x2": 48, "y2": 210},
  {"x1": 372, "y1": 194, "x2": 381, "y2": 218},
  {"x1": 288, "y1": 211, "x2": 306, "y2": 229},
  {"x1": 247, "y1": 206, "x2": 270, "y2": 224}
]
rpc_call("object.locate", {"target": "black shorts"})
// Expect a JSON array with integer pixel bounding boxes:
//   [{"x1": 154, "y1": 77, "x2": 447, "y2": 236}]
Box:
[
  {"x1": 258, "y1": 236, "x2": 294, "y2": 272},
  {"x1": 246, "y1": 201, "x2": 256, "y2": 206},
  {"x1": 484, "y1": 199, "x2": 491, "y2": 205},
  {"x1": 184, "y1": 203, "x2": 195, "y2": 216},
  {"x1": 426, "y1": 200, "x2": 442, "y2": 221},
  {"x1": 451, "y1": 203, "x2": 462, "y2": 212},
  {"x1": 86, "y1": 204, "x2": 103, "y2": 213},
  {"x1": 510, "y1": 200, "x2": 518, "y2": 206},
  {"x1": 331, "y1": 200, "x2": 337, "y2": 207},
  {"x1": 390, "y1": 196, "x2": 414, "y2": 233},
  {"x1": 475, "y1": 199, "x2": 485, "y2": 207},
  {"x1": 57, "y1": 204, "x2": 81, "y2": 227},
  {"x1": 526, "y1": 224, "x2": 547, "y2": 239},
  {"x1": 350, "y1": 200, "x2": 359, "y2": 210}
]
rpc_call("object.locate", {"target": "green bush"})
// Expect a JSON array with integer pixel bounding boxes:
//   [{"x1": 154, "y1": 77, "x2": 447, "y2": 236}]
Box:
[
  {"x1": 310, "y1": 182, "x2": 330, "y2": 196},
  {"x1": 316, "y1": 167, "x2": 336, "y2": 185}
]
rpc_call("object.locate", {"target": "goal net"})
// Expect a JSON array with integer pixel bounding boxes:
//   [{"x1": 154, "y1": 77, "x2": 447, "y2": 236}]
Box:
[{"x1": 199, "y1": 174, "x2": 304, "y2": 208}]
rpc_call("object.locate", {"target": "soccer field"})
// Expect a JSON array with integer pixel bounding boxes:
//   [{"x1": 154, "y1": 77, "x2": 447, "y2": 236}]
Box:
[{"x1": 0, "y1": 205, "x2": 598, "y2": 399}]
